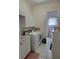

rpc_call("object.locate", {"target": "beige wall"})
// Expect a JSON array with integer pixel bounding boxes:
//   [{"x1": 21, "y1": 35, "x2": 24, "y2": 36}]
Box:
[
  {"x1": 32, "y1": 2, "x2": 60, "y2": 38},
  {"x1": 19, "y1": 0, "x2": 35, "y2": 27}
]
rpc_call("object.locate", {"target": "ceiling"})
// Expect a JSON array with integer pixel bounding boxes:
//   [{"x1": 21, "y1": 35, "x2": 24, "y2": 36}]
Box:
[{"x1": 27, "y1": 0, "x2": 60, "y2": 6}]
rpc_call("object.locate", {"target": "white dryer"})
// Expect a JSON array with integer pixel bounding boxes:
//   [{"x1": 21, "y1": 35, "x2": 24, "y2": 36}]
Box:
[{"x1": 29, "y1": 31, "x2": 42, "y2": 52}]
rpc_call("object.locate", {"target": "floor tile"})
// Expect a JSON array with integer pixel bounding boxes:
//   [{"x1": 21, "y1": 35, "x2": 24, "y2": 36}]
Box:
[{"x1": 36, "y1": 38, "x2": 52, "y2": 59}]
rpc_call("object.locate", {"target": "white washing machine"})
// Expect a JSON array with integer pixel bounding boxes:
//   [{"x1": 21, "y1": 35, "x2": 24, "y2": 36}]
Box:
[{"x1": 29, "y1": 31, "x2": 42, "y2": 52}]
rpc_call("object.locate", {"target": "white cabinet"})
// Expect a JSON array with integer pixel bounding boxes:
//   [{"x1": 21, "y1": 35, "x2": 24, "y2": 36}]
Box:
[
  {"x1": 25, "y1": 36, "x2": 31, "y2": 55},
  {"x1": 25, "y1": 16, "x2": 36, "y2": 27},
  {"x1": 19, "y1": 36, "x2": 31, "y2": 59}
]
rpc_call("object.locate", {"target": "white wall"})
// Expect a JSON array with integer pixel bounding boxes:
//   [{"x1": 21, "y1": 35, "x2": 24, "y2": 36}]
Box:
[
  {"x1": 32, "y1": 2, "x2": 60, "y2": 38},
  {"x1": 53, "y1": 31, "x2": 60, "y2": 59},
  {"x1": 19, "y1": 0, "x2": 60, "y2": 37},
  {"x1": 19, "y1": 0, "x2": 36, "y2": 27}
]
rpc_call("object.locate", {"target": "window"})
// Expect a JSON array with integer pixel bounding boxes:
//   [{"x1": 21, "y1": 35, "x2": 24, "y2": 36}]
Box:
[{"x1": 48, "y1": 17, "x2": 57, "y2": 26}]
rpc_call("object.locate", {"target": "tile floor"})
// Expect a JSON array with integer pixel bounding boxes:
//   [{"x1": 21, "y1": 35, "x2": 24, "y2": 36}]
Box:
[
  {"x1": 36, "y1": 38, "x2": 52, "y2": 59},
  {"x1": 25, "y1": 38, "x2": 52, "y2": 59}
]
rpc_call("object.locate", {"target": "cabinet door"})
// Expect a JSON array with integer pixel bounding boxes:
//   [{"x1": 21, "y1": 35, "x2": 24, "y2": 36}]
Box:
[
  {"x1": 20, "y1": 38, "x2": 28, "y2": 59},
  {"x1": 26, "y1": 36, "x2": 31, "y2": 54},
  {"x1": 20, "y1": 36, "x2": 31, "y2": 59}
]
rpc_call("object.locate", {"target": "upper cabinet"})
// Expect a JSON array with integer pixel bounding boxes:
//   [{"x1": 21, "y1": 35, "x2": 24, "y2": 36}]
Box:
[
  {"x1": 19, "y1": 0, "x2": 36, "y2": 27},
  {"x1": 19, "y1": 15, "x2": 26, "y2": 28},
  {"x1": 25, "y1": 15, "x2": 36, "y2": 27},
  {"x1": 19, "y1": 10, "x2": 36, "y2": 27}
]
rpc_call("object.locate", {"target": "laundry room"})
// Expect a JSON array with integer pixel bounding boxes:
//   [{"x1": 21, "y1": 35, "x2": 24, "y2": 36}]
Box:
[
  {"x1": 19, "y1": 0, "x2": 60, "y2": 59},
  {"x1": 1, "y1": 0, "x2": 78, "y2": 59}
]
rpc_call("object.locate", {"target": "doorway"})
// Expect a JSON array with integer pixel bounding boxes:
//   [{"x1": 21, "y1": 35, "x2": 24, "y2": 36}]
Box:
[{"x1": 46, "y1": 17, "x2": 58, "y2": 59}]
